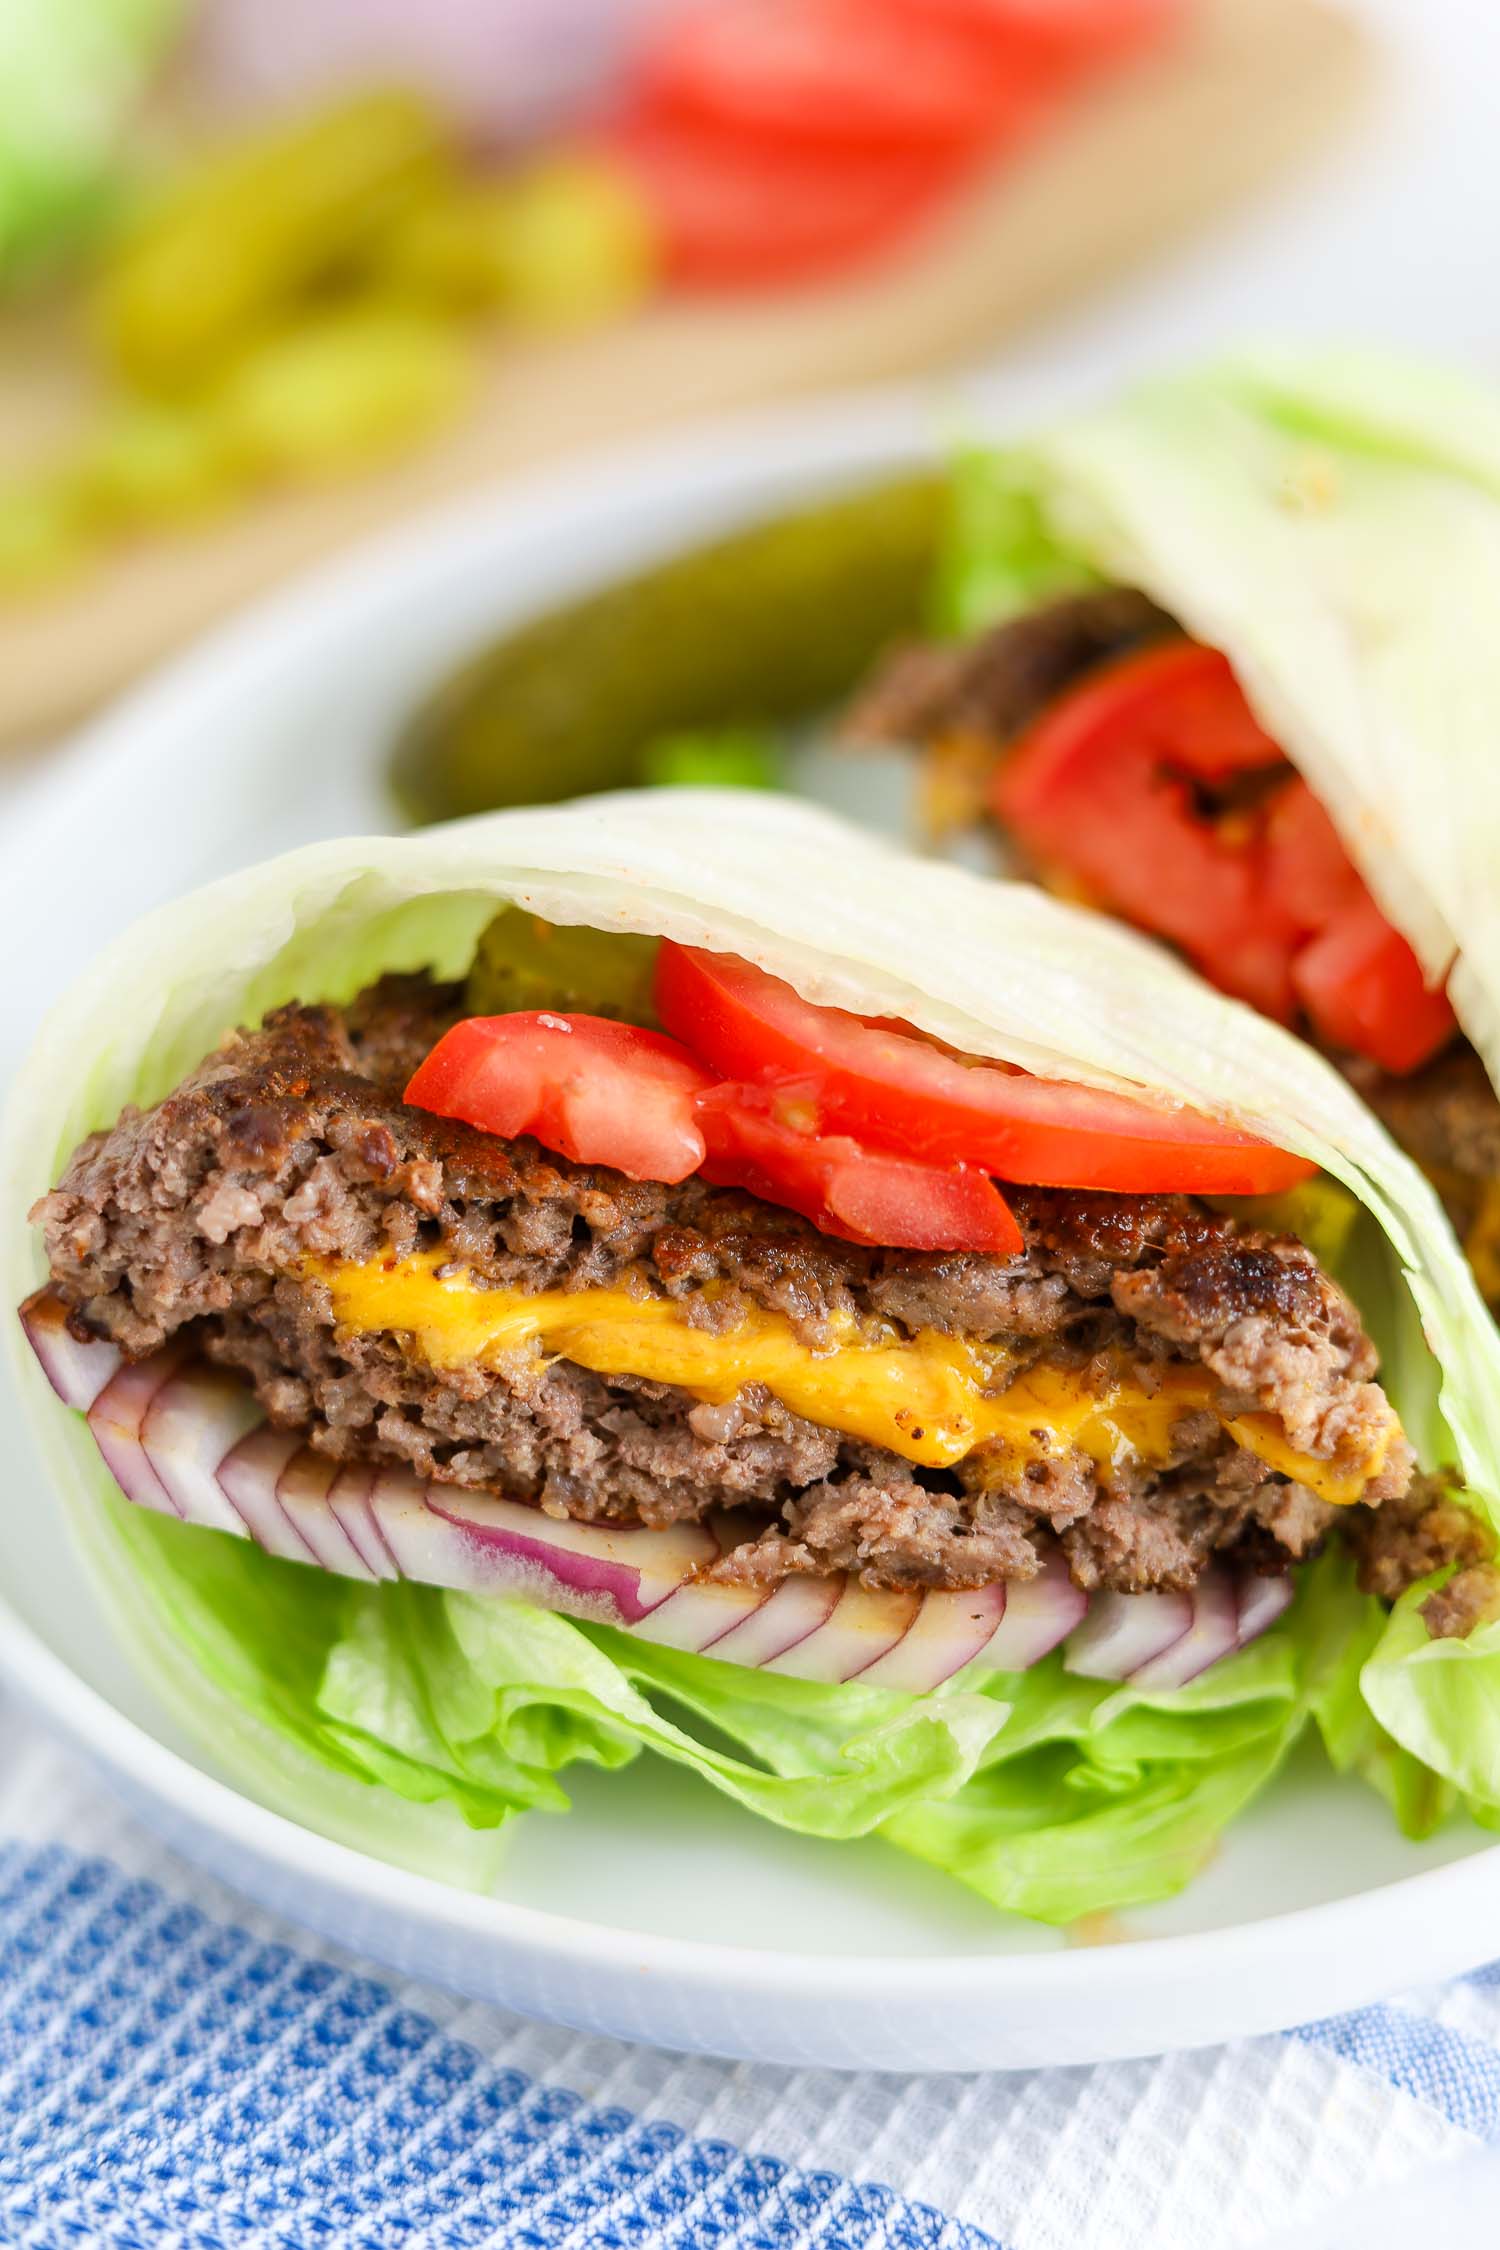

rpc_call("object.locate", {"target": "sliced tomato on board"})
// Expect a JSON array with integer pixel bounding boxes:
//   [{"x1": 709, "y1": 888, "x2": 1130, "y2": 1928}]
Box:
[
  {"x1": 633, "y1": 0, "x2": 1042, "y2": 155},
  {"x1": 656, "y1": 943, "x2": 1313, "y2": 1194},
  {"x1": 404, "y1": 1013, "x2": 715, "y2": 1183},
  {"x1": 591, "y1": 111, "x2": 966, "y2": 287},
  {"x1": 696, "y1": 1083, "x2": 1023, "y2": 1254},
  {"x1": 991, "y1": 637, "x2": 1456, "y2": 1074},
  {"x1": 869, "y1": 0, "x2": 1183, "y2": 77}
]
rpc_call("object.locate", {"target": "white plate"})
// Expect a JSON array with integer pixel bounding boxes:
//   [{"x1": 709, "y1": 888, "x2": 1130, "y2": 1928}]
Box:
[{"x1": 4, "y1": 386, "x2": 1499, "y2": 2075}]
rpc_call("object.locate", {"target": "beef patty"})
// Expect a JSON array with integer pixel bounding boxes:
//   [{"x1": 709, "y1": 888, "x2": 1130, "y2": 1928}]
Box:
[
  {"x1": 1346, "y1": 1046, "x2": 1500, "y2": 1309},
  {"x1": 842, "y1": 586, "x2": 1174, "y2": 752},
  {"x1": 32, "y1": 971, "x2": 1485, "y2": 1613}
]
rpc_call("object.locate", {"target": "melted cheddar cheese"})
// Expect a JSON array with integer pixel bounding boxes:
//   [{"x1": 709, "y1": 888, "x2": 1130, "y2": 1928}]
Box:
[{"x1": 308, "y1": 1249, "x2": 1382, "y2": 1502}]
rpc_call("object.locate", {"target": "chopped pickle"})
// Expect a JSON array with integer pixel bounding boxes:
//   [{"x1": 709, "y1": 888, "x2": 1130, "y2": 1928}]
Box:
[
  {"x1": 93, "y1": 89, "x2": 455, "y2": 392},
  {"x1": 0, "y1": 476, "x2": 92, "y2": 595},
  {"x1": 76, "y1": 400, "x2": 243, "y2": 527},
  {"x1": 372, "y1": 157, "x2": 657, "y2": 323},
  {"x1": 494, "y1": 155, "x2": 658, "y2": 328},
  {"x1": 465, "y1": 909, "x2": 661, "y2": 1025},
  {"x1": 1207, "y1": 1177, "x2": 1360, "y2": 1271},
  {"x1": 390, "y1": 473, "x2": 945, "y2": 824},
  {"x1": 215, "y1": 308, "x2": 473, "y2": 480},
  {"x1": 367, "y1": 182, "x2": 519, "y2": 310}
]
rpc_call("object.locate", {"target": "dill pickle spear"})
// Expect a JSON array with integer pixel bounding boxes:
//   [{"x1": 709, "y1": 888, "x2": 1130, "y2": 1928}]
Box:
[
  {"x1": 466, "y1": 910, "x2": 660, "y2": 1023},
  {"x1": 391, "y1": 473, "x2": 944, "y2": 825}
]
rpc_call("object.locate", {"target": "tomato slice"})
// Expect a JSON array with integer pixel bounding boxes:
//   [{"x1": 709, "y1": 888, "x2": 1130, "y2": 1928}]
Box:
[
  {"x1": 696, "y1": 1084, "x2": 1023, "y2": 1254},
  {"x1": 405, "y1": 1006, "x2": 1024, "y2": 1251},
  {"x1": 404, "y1": 1013, "x2": 715, "y2": 1183},
  {"x1": 1262, "y1": 778, "x2": 1365, "y2": 932},
  {"x1": 992, "y1": 639, "x2": 1457, "y2": 1073},
  {"x1": 592, "y1": 111, "x2": 965, "y2": 287},
  {"x1": 994, "y1": 639, "x2": 1302, "y2": 1020},
  {"x1": 656, "y1": 943, "x2": 1313, "y2": 1194},
  {"x1": 634, "y1": 0, "x2": 1041, "y2": 155},
  {"x1": 1292, "y1": 900, "x2": 1456, "y2": 1077},
  {"x1": 871, "y1": 0, "x2": 1183, "y2": 76}
]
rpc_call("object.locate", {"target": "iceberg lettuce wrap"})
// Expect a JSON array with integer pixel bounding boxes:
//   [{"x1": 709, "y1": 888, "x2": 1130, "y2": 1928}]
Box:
[
  {"x1": 850, "y1": 349, "x2": 1500, "y2": 1313},
  {"x1": 8, "y1": 789, "x2": 1500, "y2": 1921}
]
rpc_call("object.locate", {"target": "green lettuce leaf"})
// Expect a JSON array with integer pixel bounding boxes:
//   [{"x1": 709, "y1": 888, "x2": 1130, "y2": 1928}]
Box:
[
  {"x1": 0, "y1": 0, "x2": 182, "y2": 286},
  {"x1": 929, "y1": 444, "x2": 1095, "y2": 638},
  {"x1": 939, "y1": 349, "x2": 1500, "y2": 1839},
  {"x1": 98, "y1": 1482, "x2": 1326, "y2": 1923},
  {"x1": 946, "y1": 347, "x2": 1500, "y2": 1085}
]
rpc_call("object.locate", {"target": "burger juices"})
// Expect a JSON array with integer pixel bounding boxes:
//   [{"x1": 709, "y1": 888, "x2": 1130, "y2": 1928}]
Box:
[{"x1": 11, "y1": 797, "x2": 1500, "y2": 1920}]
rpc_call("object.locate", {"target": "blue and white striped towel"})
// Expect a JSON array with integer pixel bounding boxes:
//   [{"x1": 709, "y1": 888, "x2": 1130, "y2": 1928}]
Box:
[{"x1": 2, "y1": 1714, "x2": 1496, "y2": 2250}]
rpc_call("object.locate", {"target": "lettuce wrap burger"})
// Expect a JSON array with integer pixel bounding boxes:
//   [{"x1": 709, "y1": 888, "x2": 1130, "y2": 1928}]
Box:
[
  {"x1": 10, "y1": 790, "x2": 1500, "y2": 1919},
  {"x1": 847, "y1": 350, "x2": 1500, "y2": 1310}
]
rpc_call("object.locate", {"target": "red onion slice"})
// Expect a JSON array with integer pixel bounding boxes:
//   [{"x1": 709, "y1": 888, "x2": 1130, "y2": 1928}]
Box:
[
  {"x1": 1236, "y1": 1572, "x2": 1295, "y2": 1646},
  {"x1": 19, "y1": 1288, "x2": 122, "y2": 1409},
  {"x1": 705, "y1": 1575, "x2": 841, "y2": 1668},
  {"x1": 1130, "y1": 1569, "x2": 1240, "y2": 1691},
  {"x1": 277, "y1": 1449, "x2": 379, "y2": 1582},
  {"x1": 374, "y1": 1478, "x2": 715, "y2": 1623},
  {"x1": 1064, "y1": 1585, "x2": 1194, "y2": 1683},
  {"x1": 977, "y1": 1550, "x2": 1089, "y2": 1673},
  {"x1": 142, "y1": 1365, "x2": 264, "y2": 1538},
  {"x1": 629, "y1": 1577, "x2": 768, "y2": 1652},
  {"x1": 856, "y1": 1582, "x2": 1010, "y2": 1693},
  {"x1": 366, "y1": 1464, "x2": 474, "y2": 1588},
  {"x1": 325, "y1": 1466, "x2": 400, "y2": 1582},
  {"x1": 86, "y1": 1345, "x2": 194, "y2": 1518},
  {"x1": 766, "y1": 1581, "x2": 920, "y2": 1683},
  {"x1": 218, "y1": 1426, "x2": 316, "y2": 1561}
]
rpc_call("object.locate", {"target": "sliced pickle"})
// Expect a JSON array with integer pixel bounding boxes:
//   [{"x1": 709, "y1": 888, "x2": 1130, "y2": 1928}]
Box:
[
  {"x1": 368, "y1": 157, "x2": 655, "y2": 321},
  {"x1": 1208, "y1": 1177, "x2": 1360, "y2": 1270},
  {"x1": 368, "y1": 183, "x2": 518, "y2": 311},
  {"x1": 466, "y1": 909, "x2": 661, "y2": 1025},
  {"x1": 390, "y1": 473, "x2": 945, "y2": 825},
  {"x1": 494, "y1": 156, "x2": 658, "y2": 328}
]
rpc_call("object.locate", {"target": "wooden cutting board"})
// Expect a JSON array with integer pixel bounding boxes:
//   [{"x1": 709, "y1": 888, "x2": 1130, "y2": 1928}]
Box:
[{"x1": 0, "y1": 0, "x2": 1368, "y2": 749}]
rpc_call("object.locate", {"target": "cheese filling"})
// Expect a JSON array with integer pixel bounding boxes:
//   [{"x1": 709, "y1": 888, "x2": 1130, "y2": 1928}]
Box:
[{"x1": 308, "y1": 1249, "x2": 1381, "y2": 1503}]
